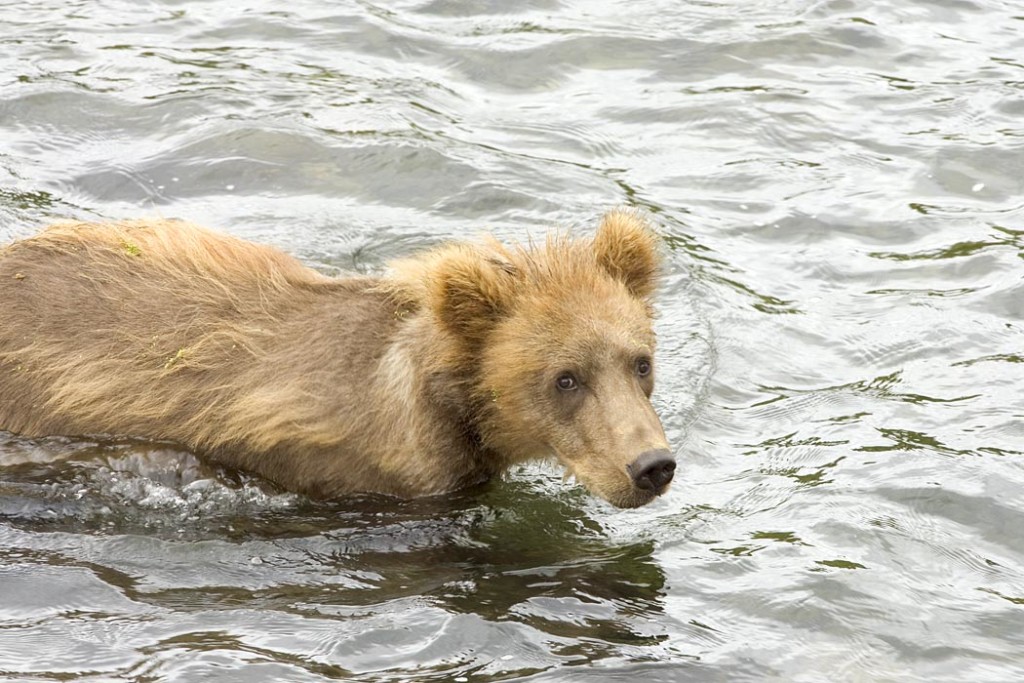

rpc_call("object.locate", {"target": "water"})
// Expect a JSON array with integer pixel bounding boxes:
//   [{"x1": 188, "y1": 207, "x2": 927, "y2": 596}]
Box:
[{"x1": 1, "y1": 0, "x2": 1022, "y2": 680}]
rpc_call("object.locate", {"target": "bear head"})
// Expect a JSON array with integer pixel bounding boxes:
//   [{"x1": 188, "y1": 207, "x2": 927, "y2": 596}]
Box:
[{"x1": 415, "y1": 210, "x2": 675, "y2": 508}]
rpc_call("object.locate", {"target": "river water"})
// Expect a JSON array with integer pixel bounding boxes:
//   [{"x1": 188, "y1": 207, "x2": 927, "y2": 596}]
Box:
[{"x1": 1, "y1": 0, "x2": 1022, "y2": 681}]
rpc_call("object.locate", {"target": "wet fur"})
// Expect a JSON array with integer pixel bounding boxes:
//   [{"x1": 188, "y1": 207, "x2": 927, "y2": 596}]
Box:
[{"x1": 0, "y1": 211, "x2": 668, "y2": 504}]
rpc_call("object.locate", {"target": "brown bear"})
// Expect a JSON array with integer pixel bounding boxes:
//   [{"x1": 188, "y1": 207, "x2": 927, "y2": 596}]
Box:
[{"x1": 0, "y1": 211, "x2": 675, "y2": 508}]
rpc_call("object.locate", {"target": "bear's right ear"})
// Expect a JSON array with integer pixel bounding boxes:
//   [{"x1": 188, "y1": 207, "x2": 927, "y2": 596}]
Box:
[
  {"x1": 593, "y1": 209, "x2": 661, "y2": 300},
  {"x1": 430, "y1": 244, "x2": 517, "y2": 343}
]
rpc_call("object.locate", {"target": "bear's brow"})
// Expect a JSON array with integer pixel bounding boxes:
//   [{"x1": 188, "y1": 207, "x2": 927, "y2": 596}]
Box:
[{"x1": 552, "y1": 329, "x2": 653, "y2": 372}]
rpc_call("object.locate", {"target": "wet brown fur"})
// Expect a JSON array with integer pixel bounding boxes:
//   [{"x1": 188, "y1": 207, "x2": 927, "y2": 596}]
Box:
[{"x1": 0, "y1": 211, "x2": 670, "y2": 506}]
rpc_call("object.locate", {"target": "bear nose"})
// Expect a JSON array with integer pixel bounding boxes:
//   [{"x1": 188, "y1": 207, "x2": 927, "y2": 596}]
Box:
[{"x1": 627, "y1": 449, "x2": 676, "y2": 491}]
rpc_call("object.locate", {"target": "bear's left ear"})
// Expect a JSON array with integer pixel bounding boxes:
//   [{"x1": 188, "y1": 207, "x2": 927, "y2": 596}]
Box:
[
  {"x1": 430, "y1": 244, "x2": 517, "y2": 344},
  {"x1": 593, "y1": 209, "x2": 661, "y2": 300}
]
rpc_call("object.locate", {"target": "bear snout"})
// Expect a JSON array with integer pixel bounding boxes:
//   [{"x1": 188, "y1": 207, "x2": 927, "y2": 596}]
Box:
[{"x1": 627, "y1": 449, "x2": 676, "y2": 492}]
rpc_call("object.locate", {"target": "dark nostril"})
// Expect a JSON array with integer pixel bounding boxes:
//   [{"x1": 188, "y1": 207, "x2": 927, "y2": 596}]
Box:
[{"x1": 627, "y1": 449, "x2": 676, "y2": 492}]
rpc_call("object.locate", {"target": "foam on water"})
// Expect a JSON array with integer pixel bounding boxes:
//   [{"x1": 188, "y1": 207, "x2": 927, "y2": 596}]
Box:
[{"x1": 0, "y1": 436, "x2": 300, "y2": 538}]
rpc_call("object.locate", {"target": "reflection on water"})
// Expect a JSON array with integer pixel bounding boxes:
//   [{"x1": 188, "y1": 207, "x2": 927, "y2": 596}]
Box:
[
  {"x1": 2, "y1": 0, "x2": 1024, "y2": 680},
  {"x1": 0, "y1": 446, "x2": 680, "y2": 681}
]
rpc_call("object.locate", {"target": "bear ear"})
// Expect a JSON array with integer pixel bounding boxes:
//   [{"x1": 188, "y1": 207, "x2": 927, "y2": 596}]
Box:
[
  {"x1": 593, "y1": 209, "x2": 661, "y2": 299},
  {"x1": 430, "y1": 245, "x2": 518, "y2": 343}
]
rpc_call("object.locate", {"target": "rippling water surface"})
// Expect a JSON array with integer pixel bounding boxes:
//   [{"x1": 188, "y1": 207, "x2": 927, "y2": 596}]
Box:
[{"x1": 2, "y1": 0, "x2": 1023, "y2": 680}]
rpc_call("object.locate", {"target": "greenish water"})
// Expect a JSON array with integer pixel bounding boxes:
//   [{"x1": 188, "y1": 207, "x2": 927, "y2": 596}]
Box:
[{"x1": 1, "y1": 0, "x2": 1023, "y2": 681}]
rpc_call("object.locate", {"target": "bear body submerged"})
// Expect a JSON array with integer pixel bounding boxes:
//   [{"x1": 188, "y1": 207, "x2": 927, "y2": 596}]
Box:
[{"x1": 0, "y1": 212, "x2": 675, "y2": 507}]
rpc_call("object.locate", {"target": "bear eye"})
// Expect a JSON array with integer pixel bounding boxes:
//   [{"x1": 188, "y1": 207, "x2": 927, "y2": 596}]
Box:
[
  {"x1": 636, "y1": 358, "x2": 652, "y2": 377},
  {"x1": 556, "y1": 372, "x2": 578, "y2": 391}
]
